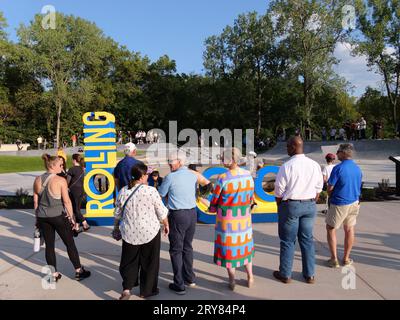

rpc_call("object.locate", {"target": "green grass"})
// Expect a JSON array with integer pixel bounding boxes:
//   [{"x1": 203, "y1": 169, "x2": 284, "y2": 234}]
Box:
[
  {"x1": 117, "y1": 150, "x2": 145, "y2": 158},
  {"x1": 0, "y1": 156, "x2": 60, "y2": 174},
  {"x1": 0, "y1": 150, "x2": 146, "y2": 174}
]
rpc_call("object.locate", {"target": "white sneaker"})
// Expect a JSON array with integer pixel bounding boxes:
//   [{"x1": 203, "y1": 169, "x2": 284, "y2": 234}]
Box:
[{"x1": 185, "y1": 282, "x2": 196, "y2": 287}]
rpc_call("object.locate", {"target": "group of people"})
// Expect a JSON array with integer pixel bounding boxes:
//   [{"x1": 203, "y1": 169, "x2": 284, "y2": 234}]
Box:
[
  {"x1": 117, "y1": 130, "x2": 160, "y2": 145},
  {"x1": 33, "y1": 137, "x2": 362, "y2": 300},
  {"x1": 272, "y1": 138, "x2": 362, "y2": 284},
  {"x1": 112, "y1": 143, "x2": 212, "y2": 298},
  {"x1": 322, "y1": 117, "x2": 368, "y2": 141},
  {"x1": 36, "y1": 134, "x2": 81, "y2": 150}
]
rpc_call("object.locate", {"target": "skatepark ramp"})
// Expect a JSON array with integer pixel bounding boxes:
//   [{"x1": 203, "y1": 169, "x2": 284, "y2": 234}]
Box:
[
  {"x1": 260, "y1": 140, "x2": 400, "y2": 163},
  {"x1": 259, "y1": 140, "x2": 400, "y2": 187}
]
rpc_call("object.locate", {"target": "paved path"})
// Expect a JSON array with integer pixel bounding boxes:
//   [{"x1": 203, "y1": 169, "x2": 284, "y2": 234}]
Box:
[
  {"x1": 0, "y1": 154, "x2": 150, "y2": 196},
  {"x1": 0, "y1": 202, "x2": 399, "y2": 300},
  {"x1": 0, "y1": 144, "x2": 149, "y2": 156}
]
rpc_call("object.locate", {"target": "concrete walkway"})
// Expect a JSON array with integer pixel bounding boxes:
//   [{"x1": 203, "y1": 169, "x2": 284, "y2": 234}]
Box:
[
  {"x1": 0, "y1": 154, "x2": 150, "y2": 196},
  {"x1": 0, "y1": 202, "x2": 399, "y2": 300},
  {"x1": 2, "y1": 140, "x2": 399, "y2": 195}
]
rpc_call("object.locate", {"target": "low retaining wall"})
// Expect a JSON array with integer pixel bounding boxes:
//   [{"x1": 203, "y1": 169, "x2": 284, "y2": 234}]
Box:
[{"x1": 0, "y1": 144, "x2": 31, "y2": 152}]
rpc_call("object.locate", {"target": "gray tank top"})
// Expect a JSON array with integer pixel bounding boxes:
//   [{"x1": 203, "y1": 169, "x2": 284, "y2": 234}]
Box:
[{"x1": 36, "y1": 173, "x2": 64, "y2": 218}]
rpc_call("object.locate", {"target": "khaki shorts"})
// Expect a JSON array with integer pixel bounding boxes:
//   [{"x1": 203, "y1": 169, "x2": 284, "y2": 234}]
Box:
[{"x1": 326, "y1": 201, "x2": 360, "y2": 229}]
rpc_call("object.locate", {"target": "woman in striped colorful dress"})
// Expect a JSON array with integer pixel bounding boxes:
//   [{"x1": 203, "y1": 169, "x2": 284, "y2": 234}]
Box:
[{"x1": 209, "y1": 148, "x2": 255, "y2": 290}]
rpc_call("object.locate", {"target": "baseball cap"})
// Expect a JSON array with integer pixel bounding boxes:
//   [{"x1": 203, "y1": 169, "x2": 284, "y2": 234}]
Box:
[
  {"x1": 124, "y1": 142, "x2": 137, "y2": 155},
  {"x1": 325, "y1": 153, "x2": 336, "y2": 161}
]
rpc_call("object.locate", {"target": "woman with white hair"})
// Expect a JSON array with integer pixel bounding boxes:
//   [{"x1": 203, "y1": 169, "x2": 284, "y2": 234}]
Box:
[{"x1": 209, "y1": 147, "x2": 255, "y2": 290}]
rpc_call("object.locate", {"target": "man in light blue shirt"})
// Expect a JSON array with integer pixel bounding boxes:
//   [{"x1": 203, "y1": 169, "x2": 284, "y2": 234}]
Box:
[
  {"x1": 158, "y1": 150, "x2": 198, "y2": 295},
  {"x1": 158, "y1": 165, "x2": 197, "y2": 210}
]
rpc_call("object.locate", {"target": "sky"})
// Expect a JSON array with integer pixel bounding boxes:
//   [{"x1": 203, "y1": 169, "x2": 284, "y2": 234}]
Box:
[{"x1": 1, "y1": 0, "x2": 382, "y2": 97}]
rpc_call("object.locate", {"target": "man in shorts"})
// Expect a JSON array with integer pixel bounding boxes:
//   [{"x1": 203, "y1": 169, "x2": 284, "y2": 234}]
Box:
[{"x1": 326, "y1": 143, "x2": 362, "y2": 268}]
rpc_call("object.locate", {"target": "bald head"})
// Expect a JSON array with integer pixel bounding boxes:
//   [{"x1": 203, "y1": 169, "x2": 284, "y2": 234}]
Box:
[{"x1": 287, "y1": 136, "x2": 304, "y2": 156}]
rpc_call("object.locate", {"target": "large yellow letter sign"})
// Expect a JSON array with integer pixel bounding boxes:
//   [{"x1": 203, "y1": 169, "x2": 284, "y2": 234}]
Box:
[{"x1": 83, "y1": 112, "x2": 117, "y2": 225}]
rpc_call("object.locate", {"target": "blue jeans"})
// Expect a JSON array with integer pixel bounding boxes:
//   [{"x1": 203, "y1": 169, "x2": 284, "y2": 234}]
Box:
[{"x1": 278, "y1": 200, "x2": 316, "y2": 278}]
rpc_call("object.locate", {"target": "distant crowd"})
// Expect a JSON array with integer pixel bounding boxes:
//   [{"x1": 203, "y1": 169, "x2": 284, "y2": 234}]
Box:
[
  {"x1": 32, "y1": 130, "x2": 158, "y2": 151},
  {"x1": 276, "y1": 117, "x2": 393, "y2": 142},
  {"x1": 117, "y1": 130, "x2": 160, "y2": 145}
]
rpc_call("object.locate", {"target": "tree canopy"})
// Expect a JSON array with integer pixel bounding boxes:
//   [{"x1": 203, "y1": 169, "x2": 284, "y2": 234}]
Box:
[{"x1": 0, "y1": 1, "x2": 398, "y2": 147}]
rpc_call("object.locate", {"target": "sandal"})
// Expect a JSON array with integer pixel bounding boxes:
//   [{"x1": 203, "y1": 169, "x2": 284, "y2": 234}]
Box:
[
  {"x1": 327, "y1": 258, "x2": 340, "y2": 268},
  {"x1": 343, "y1": 259, "x2": 354, "y2": 266},
  {"x1": 119, "y1": 291, "x2": 131, "y2": 300},
  {"x1": 52, "y1": 273, "x2": 62, "y2": 283}
]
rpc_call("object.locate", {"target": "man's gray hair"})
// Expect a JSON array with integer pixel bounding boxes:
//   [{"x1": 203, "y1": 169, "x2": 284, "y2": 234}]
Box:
[
  {"x1": 338, "y1": 143, "x2": 354, "y2": 158},
  {"x1": 169, "y1": 149, "x2": 187, "y2": 165}
]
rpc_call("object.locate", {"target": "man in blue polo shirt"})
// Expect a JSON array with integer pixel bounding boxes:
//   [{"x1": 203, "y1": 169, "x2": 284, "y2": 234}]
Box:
[
  {"x1": 326, "y1": 143, "x2": 362, "y2": 268},
  {"x1": 114, "y1": 142, "x2": 143, "y2": 191}
]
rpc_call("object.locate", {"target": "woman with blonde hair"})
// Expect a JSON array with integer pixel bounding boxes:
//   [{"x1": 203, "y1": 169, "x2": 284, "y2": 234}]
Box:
[
  {"x1": 33, "y1": 154, "x2": 91, "y2": 282},
  {"x1": 209, "y1": 147, "x2": 255, "y2": 290}
]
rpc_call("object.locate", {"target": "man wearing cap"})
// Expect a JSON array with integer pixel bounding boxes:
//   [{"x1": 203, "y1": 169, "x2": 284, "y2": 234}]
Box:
[
  {"x1": 158, "y1": 150, "x2": 199, "y2": 295},
  {"x1": 323, "y1": 153, "x2": 336, "y2": 183},
  {"x1": 326, "y1": 144, "x2": 362, "y2": 268},
  {"x1": 114, "y1": 142, "x2": 143, "y2": 191}
]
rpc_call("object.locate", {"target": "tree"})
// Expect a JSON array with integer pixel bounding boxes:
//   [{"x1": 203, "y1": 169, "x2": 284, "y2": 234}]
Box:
[
  {"x1": 353, "y1": 0, "x2": 400, "y2": 133},
  {"x1": 270, "y1": 0, "x2": 347, "y2": 131},
  {"x1": 204, "y1": 12, "x2": 288, "y2": 136},
  {"x1": 0, "y1": 11, "x2": 12, "y2": 137},
  {"x1": 357, "y1": 87, "x2": 392, "y2": 135},
  {"x1": 0, "y1": 11, "x2": 7, "y2": 41},
  {"x1": 16, "y1": 13, "x2": 114, "y2": 146}
]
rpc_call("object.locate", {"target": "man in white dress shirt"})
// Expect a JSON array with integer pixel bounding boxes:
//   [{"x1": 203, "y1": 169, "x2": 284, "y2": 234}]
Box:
[{"x1": 273, "y1": 136, "x2": 323, "y2": 284}]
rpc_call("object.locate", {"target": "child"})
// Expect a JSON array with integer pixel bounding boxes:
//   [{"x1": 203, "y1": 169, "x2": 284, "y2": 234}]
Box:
[
  {"x1": 148, "y1": 170, "x2": 163, "y2": 190},
  {"x1": 322, "y1": 153, "x2": 336, "y2": 214}
]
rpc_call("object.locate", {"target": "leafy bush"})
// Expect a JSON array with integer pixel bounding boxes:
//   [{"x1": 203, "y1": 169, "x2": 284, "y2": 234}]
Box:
[
  {"x1": 15, "y1": 188, "x2": 30, "y2": 206},
  {"x1": 378, "y1": 179, "x2": 390, "y2": 192},
  {"x1": 361, "y1": 188, "x2": 378, "y2": 201},
  {"x1": 0, "y1": 193, "x2": 34, "y2": 209},
  {"x1": 0, "y1": 199, "x2": 7, "y2": 209},
  {"x1": 318, "y1": 191, "x2": 328, "y2": 204}
]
